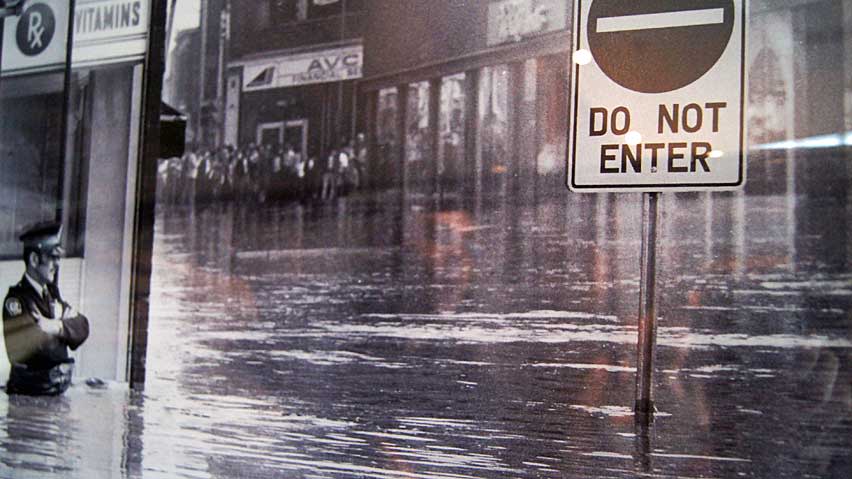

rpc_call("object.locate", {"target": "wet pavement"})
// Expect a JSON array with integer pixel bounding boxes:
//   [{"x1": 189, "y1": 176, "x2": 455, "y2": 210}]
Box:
[{"x1": 2, "y1": 189, "x2": 851, "y2": 478}]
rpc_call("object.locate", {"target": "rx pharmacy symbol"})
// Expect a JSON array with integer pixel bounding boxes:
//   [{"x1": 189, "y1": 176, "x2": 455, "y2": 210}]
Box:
[{"x1": 16, "y1": 3, "x2": 56, "y2": 56}]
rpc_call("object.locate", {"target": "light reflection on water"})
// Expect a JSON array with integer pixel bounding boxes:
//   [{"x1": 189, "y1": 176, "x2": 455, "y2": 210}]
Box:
[{"x1": 1, "y1": 191, "x2": 850, "y2": 478}]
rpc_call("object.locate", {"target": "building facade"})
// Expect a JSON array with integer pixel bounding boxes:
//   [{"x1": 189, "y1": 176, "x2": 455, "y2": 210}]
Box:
[
  {"x1": 164, "y1": 27, "x2": 201, "y2": 147},
  {"x1": 197, "y1": 0, "x2": 225, "y2": 149},
  {"x1": 359, "y1": 0, "x2": 571, "y2": 198},
  {"x1": 195, "y1": 0, "x2": 366, "y2": 159},
  {"x1": 0, "y1": 0, "x2": 167, "y2": 386},
  {"x1": 358, "y1": 0, "x2": 851, "y2": 202}
]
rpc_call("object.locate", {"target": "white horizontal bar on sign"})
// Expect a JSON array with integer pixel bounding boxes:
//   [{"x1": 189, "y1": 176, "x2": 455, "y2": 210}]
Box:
[
  {"x1": 596, "y1": 8, "x2": 725, "y2": 33},
  {"x1": 72, "y1": 37, "x2": 147, "y2": 67}
]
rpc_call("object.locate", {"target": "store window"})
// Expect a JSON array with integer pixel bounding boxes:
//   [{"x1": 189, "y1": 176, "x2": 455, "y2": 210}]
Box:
[
  {"x1": 535, "y1": 55, "x2": 568, "y2": 177},
  {"x1": 270, "y1": 0, "x2": 303, "y2": 22},
  {"x1": 376, "y1": 87, "x2": 398, "y2": 188},
  {"x1": 307, "y1": 0, "x2": 365, "y2": 19},
  {"x1": 478, "y1": 65, "x2": 510, "y2": 194},
  {"x1": 746, "y1": 0, "x2": 847, "y2": 200},
  {"x1": 439, "y1": 73, "x2": 466, "y2": 193},
  {"x1": 0, "y1": 71, "x2": 89, "y2": 259},
  {"x1": 406, "y1": 81, "x2": 432, "y2": 193}
]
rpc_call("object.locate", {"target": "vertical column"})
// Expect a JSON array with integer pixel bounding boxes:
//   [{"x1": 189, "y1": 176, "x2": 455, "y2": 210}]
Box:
[
  {"x1": 510, "y1": 59, "x2": 538, "y2": 202},
  {"x1": 320, "y1": 84, "x2": 329, "y2": 157},
  {"x1": 534, "y1": 54, "x2": 569, "y2": 198},
  {"x1": 0, "y1": 10, "x2": 4, "y2": 83},
  {"x1": 464, "y1": 69, "x2": 482, "y2": 201},
  {"x1": 82, "y1": 70, "x2": 134, "y2": 379},
  {"x1": 365, "y1": 89, "x2": 379, "y2": 191},
  {"x1": 217, "y1": 1, "x2": 229, "y2": 146},
  {"x1": 508, "y1": 62, "x2": 524, "y2": 198},
  {"x1": 224, "y1": 72, "x2": 241, "y2": 147},
  {"x1": 130, "y1": 0, "x2": 169, "y2": 388},
  {"x1": 534, "y1": 57, "x2": 546, "y2": 202},
  {"x1": 734, "y1": 190, "x2": 746, "y2": 277},
  {"x1": 397, "y1": 83, "x2": 409, "y2": 193},
  {"x1": 198, "y1": 0, "x2": 210, "y2": 147},
  {"x1": 785, "y1": 151, "x2": 797, "y2": 271},
  {"x1": 351, "y1": 83, "x2": 359, "y2": 142},
  {"x1": 429, "y1": 78, "x2": 442, "y2": 197},
  {"x1": 843, "y1": 1, "x2": 852, "y2": 271},
  {"x1": 703, "y1": 191, "x2": 713, "y2": 264},
  {"x1": 845, "y1": 2, "x2": 852, "y2": 133}
]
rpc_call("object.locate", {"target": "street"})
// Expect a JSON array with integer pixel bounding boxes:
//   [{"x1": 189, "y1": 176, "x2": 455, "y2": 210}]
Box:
[{"x1": 1, "y1": 190, "x2": 850, "y2": 478}]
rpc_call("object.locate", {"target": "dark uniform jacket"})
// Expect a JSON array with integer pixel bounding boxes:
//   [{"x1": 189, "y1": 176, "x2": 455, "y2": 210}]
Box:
[{"x1": 3, "y1": 276, "x2": 89, "y2": 394}]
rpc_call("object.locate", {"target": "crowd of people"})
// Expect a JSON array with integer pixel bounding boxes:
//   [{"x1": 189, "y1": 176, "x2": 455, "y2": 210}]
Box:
[{"x1": 158, "y1": 135, "x2": 368, "y2": 206}]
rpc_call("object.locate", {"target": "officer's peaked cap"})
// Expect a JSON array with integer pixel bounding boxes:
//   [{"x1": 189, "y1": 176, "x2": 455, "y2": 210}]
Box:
[{"x1": 19, "y1": 221, "x2": 64, "y2": 256}]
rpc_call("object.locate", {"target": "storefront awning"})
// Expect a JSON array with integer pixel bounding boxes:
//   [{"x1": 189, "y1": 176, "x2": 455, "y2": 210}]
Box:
[{"x1": 160, "y1": 102, "x2": 186, "y2": 158}]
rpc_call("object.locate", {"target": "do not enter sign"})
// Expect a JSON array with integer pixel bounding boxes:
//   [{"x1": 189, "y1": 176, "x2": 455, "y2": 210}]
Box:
[
  {"x1": 588, "y1": 0, "x2": 735, "y2": 94},
  {"x1": 567, "y1": 0, "x2": 747, "y2": 192}
]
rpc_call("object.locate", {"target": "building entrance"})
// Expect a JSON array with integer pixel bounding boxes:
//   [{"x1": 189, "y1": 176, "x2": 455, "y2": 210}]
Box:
[
  {"x1": 257, "y1": 119, "x2": 308, "y2": 155},
  {"x1": 284, "y1": 120, "x2": 308, "y2": 156}
]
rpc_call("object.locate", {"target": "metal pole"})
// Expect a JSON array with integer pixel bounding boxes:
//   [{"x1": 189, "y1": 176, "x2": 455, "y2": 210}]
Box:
[
  {"x1": 129, "y1": 0, "x2": 170, "y2": 389},
  {"x1": 635, "y1": 191, "x2": 660, "y2": 420},
  {"x1": 336, "y1": 0, "x2": 345, "y2": 144},
  {"x1": 216, "y1": 2, "x2": 228, "y2": 147},
  {"x1": 0, "y1": 11, "x2": 4, "y2": 92},
  {"x1": 57, "y1": 0, "x2": 76, "y2": 225}
]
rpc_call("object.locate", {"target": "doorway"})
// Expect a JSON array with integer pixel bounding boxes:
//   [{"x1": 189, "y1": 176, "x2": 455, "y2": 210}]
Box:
[
  {"x1": 257, "y1": 121, "x2": 284, "y2": 146},
  {"x1": 284, "y1": 119, "x2": 308, "y2": 156},
  {"x1": 256, "y1": 119, "x2": 308, "y2": 156}
]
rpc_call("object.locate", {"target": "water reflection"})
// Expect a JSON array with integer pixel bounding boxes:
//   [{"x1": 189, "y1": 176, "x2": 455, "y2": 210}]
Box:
[
  {"x1": 0, "y1": 385, "x2": 139, "y2": 478},
  {"x1": 0, "y1": 190, "x2": 850, "y2": 477}
]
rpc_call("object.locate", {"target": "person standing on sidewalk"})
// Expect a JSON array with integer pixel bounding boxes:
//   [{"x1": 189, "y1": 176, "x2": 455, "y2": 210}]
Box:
[
  {"x1": 321, "y1": 148, "x2": 340, "y2": 201},
  {"x1": 3, "y1": 222, "x2": 90, "y2": 395}
]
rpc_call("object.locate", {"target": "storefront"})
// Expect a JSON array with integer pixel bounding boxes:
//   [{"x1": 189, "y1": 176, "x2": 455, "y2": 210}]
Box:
[
  {"x1": 362, "y1": 0, "x2": 851, "y2": 204},
  {"x1": 0, "y1": 0, "x2": 165, "y2": 386},
  {"x1": 225, "y1": 41, "x2": 363, "y2": 157},
  {"x1": 361, "y1": 0, "x2": 571, "y2": 199}
]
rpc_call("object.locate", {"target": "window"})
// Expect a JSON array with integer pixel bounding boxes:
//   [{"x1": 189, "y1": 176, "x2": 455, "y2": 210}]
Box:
[
  {"x1": 0, "y1": 72, "x2": 89, "y2": 259},
  {"x1": 270, "y1": 0, "x2": 306, "y2": 23},
  {"x1": 307, "y1": 0, "x2": 365, "y2": 19}
]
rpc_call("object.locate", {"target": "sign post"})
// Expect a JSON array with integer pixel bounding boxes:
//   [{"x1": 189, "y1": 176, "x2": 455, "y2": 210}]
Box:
[
  {"x1": 635, "y1": 191, "x2": 660, "y2": 417},
  {"x1": 567, "y1": 0, "x2": 747, "y2": 422},
  {"x1": 0, "y1": 9, "x2": 4, "y2": 88}
]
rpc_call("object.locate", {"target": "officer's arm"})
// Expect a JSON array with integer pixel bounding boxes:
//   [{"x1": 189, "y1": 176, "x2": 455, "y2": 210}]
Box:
[
  {"x1": 25, "y1": 306, "x2": 65, "y2": 336},
  {"x1": 59, "y1": 303, "x2": 89, "y2": 350},
  {"x1": 4, "y1": 298, "x2": 50, "y2": 364}
]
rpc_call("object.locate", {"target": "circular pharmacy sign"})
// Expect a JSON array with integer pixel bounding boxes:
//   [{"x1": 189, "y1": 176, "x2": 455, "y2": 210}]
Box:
[{"x1": 16, "y1": 3, "x2": 57, "y2": 57}]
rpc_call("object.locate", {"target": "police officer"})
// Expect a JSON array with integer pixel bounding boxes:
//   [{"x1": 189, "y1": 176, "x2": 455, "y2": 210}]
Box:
[{"x1": 3, "y1": 222, "x2": 90, "y2": 395}]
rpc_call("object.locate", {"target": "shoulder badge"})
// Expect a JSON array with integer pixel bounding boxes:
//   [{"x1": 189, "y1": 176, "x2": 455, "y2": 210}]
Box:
[{"x1": 5, "y1": 297, "x2": 23, "y2": 317}]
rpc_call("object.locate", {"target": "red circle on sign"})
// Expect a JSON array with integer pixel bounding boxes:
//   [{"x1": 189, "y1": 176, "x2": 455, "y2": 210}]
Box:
[{"x1": 588, "y1": 0, "x2": 734, "y2": 93}]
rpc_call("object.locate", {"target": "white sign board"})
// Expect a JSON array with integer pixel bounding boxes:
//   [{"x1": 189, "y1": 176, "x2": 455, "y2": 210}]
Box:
[
  {"x1": 486, "y1": 0, "x2": 569, "y2": 46},
  {"x1": 1, "y1": 0, "x2": 71, "y2": 76},
  {"x1": 567, "y1": 0, "x2": 747, "y2": 192},
  {"x1": 242, "y1": 44, "x2": 363, "y2": 92},
  {"x1": 72, "y1": 0, "x2": 149, "y2": 68},
  {"x1": 2, "y1": 0, "x2": 149, "y2": 76}
]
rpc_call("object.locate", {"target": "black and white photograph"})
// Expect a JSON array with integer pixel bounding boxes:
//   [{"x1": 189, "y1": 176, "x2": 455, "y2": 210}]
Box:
[{"x1": 0, "y1": 0, "x2": 850, "y2": 477}]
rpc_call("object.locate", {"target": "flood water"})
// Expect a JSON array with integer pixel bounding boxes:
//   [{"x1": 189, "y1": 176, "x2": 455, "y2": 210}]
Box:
[{"x1": 2, "y1": 190, "x2": 850, "y2": 478}]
